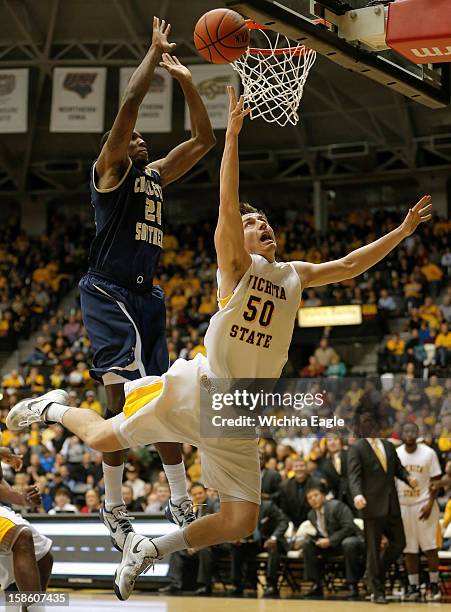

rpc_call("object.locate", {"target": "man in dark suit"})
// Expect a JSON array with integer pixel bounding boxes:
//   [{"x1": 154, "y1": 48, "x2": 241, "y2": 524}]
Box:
[
  {"x1": 260, "y1": 450, "x2": 282, "y2": 502},
  {"x1": 302, "y1": 482, "x2": 365, "y2": 599},
  {"x1": 159, "y1": 482, "x2": 220, "y2": 595},
  {"x1": 348, "y1": 408, "x2": 417, "y2": 604},
  {"x1": 318, "y1": 434, "x2": 354, "y2": 510},
  {"x1": 230, "y1": 499, "x2": 288, "y2": 598},
  {"x1": 277, "y1": 458, "x2": 311, "y2": 527}
]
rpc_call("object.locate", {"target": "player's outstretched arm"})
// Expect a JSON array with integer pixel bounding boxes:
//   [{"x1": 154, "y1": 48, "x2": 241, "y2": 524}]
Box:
[
  {"x1": 215, "y1": 86, "x2": 251, "y2": 298},
  {"x1": 0, "y1": 449, "x2": 41, "y2": 508},
  {"x1": 96, "y1": 17, "x2": 175, "y2": 190},
  {"x1": 149, "y1": 55, "x2": 216, "y2": 187},
  {"x1": 293, "y1": 196, "x2": 432, "y2": 288}
]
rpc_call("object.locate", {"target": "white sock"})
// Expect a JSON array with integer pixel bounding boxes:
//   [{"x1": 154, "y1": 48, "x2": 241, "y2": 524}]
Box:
[
  {"x1": 163, "y1": 461, "x2": 188, "y2": 505},
  {"x1": 408, "y1": 574, "x2": 419, "y2": 586},
  {"x1": 46, "y1": 402, "x2": 70, "y2": 423},
  {"x1": 103, "y1": 462, "x2": 125, "y2": 510},
  {"x1": 429, "y1": 571, "x2": 439, "y2": 584},
  {"x1": 151, "y1": 528, "x2": 190, "y2": 558}
]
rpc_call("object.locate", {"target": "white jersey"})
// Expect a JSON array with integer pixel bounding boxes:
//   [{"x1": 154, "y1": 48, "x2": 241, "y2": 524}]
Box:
[
  {"x1": 204, "y1": 254, "x2": 301, "y2": 378},
  {"x1": 396, "y1": 443, "x2": 441, "y2": 506}
]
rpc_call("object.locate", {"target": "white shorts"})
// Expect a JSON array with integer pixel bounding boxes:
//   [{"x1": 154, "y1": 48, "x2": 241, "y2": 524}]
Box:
[
  {"x1": 112, "y1": 354, "x2": 261, "y2": 505},
  {"x1": 0, "y1": 506, "x2": 52, "y2": 589},
  {"x1": 401, "y1": 502, "x2": 440, "y2": 554}
]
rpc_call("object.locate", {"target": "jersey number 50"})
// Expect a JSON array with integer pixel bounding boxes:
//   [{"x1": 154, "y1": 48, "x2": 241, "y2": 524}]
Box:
[{"x1": 243, "y1": 296, "x2": 274, "y2": 327}]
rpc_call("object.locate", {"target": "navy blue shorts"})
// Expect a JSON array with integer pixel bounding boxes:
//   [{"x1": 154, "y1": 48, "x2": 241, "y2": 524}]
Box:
[{"x1": 79, "y1": 273, "x2": 169, "y2": 383}]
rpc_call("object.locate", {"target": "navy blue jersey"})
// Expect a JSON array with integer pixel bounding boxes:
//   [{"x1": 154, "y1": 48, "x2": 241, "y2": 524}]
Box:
[{"x1": 88, "y1": 160, "x2": 164, "y2": 292}]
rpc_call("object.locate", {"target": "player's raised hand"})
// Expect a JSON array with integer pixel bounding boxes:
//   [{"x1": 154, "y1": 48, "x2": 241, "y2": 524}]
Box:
[
  {"x1": 226, "y1": 86, "x2": 250, "y2": 136},
  {"x1": 152, "y1": 16, "x2": 176, "y2": 54},
  {"x1": 159, "y1": 54, "x2": 192, "y2": 82},
  {"x1": 0, "y1": 447, "x2": 23, "y2": 471},
  {"x1": 400, "y1": 195, "x2": 432, "y2": 237}
]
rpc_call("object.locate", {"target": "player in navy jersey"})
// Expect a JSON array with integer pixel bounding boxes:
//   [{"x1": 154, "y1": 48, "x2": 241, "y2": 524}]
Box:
[{"x1": 78, "y1": 16, "x2": 215, "y2": 551}]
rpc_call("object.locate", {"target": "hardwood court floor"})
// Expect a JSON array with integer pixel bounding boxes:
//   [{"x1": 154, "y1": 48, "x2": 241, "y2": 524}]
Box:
[{"x1": 47, "y1": 592, "x2": 443, "y2": 611}]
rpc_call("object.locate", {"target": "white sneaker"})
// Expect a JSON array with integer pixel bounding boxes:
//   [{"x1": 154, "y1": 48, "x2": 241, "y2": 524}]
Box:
[
  {"x1": 425, "y1": 583, "x2": 441, "y2": 601},
  {"x1": 100, "y1": 503, "x2": 134, "y2": 552},
  {"x1": 6, "y1": 390, "x2": 69, "y2": 431},
  {"x1": 165, "y1": 498, "x2": 196, "y2": 528},
  {"x1": 114, "y1": 533, "x2": 158, "y2": 601}
]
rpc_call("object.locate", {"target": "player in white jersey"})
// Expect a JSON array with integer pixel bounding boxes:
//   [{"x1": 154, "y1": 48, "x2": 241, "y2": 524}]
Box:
[
  {"x1": 6, "y1": 87, "x2": 433, "y2": 600},
  {"x1": 0, "y1": 447, "x2": 53, "y2": 610},
  {"x1": 396, "y1": 422, "x2": 442, "y2": 602}
]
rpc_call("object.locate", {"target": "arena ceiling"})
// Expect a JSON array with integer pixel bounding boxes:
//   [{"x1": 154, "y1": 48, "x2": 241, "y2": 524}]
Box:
[{"x1": 0, "y1": 0, "x2": 450, "y2": 203}]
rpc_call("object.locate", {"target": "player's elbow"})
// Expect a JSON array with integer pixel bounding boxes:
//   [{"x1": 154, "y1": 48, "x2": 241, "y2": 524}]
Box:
[
  {"x1": 340, "y1": 256, "x2": 359, "y2": 280},
  {"x1": 196, "y1": 131, "x2": 216, "y2": 152}
]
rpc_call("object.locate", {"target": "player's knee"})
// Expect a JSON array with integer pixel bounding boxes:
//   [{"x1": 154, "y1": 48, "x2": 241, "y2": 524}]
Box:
[
  {"x1": 12, "y1": 528, "x2": 34, "y2": 553},
  {"x1": 86, "y1": 427, "x2": 112, "y2": 451}
]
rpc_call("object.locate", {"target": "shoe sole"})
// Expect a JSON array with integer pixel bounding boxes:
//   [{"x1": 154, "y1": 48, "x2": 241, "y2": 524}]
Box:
[
  {"x1": 114, "y1": 555, "x2": 154, "y2": 600},
  {"x1": 113, "y1": 537, "x2": 155, "y2": 601},
  {"x1": 113, "y1": 569, "x2": 125, "y2": 601}
]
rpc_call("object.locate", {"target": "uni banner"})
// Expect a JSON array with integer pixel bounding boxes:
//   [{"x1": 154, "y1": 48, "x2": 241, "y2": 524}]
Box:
[
  {"x1": 119, "y1": 67, "x2": 173, "y2": 133},
  {"x1": 50, "y1": 67, "x2": 106, "y2": 132},
  {"x1": 185, "y1": 64, "x2": 239, "y2": 130},
  {"x1": 0, "y1": 69, "x2": 29, "y2": 133}
]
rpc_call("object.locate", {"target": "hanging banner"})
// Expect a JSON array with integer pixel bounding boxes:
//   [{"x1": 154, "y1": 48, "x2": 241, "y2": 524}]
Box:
[
  {"x1": 185, "y1": 64, "x2": 239, "y2": 130},
  {"x1": 50, "y1": 67, "x2": 106, "y2": 132},
  {"x1": 119, "y1": 67, "x2": 172, "y2": 133},
  {"x1": 0, "y1": 69, "x2": 28, "y2": 133}
]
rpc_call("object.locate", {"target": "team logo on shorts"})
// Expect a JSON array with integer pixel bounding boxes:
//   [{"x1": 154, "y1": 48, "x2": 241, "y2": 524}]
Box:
[
  {"x1": 63, "y1": 73, "x2": 97, "y2": 99},
  {"x1": 200, "y1": 374, "x2": 217, "y2": 395}
]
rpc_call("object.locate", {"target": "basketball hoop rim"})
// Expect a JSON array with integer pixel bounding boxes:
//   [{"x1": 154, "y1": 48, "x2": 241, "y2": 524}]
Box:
[{"x1": 244, "y1": 19, "x2": 311, "y2": 56}]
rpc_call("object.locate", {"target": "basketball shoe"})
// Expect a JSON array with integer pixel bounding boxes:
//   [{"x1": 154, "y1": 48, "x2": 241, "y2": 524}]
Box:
[
  {"x1": 114, "y1": 533, "x2": 159, "y2": 600},
  {"x1": 6, "y1": 390, "x2": 69, "y2": 430}
]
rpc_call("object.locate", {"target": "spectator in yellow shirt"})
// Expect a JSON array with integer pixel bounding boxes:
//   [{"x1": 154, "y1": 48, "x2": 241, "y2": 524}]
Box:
[
  {"x1": 388, "y1": 383, "x2": 405, "y2": 411},
  {"x1": 438, "y1": 422, "x2": 451, "y2": 453},
  {"x1": 170, "y1": 288, "x2": 188, "y2": 310},
  {"x1": 386, "y1": 333, "x2": 405, "y2": 372},
  {"x1": 425, "y1": 375, "x2": 444, "y2": 403},
  {"x1": 0, "y1": 315, "x2": 10, "y2": 337},
  {"x1": 50, "y1": 364, "x2": 65, "y2": 388},
  {"x1": 404, "y1": 274, "x2": 422, "y2": 309},
  {"x1": 421, "y1": 258, "x2": 443, "y2": 297},
  {"x1": 80, "y1": 390, "x2": 103, "y2": 415},
  {"x1": 2, "y1": 369, "x2": 24, "y2": 391},
  {"x1": 25, "y1": 367, "x2": 45, "y2": 393},
  {"x1": 164, "y1": 233, "x2": 178, "y2": 250},
  {"x1": 345, "y1": 381, "x2": 364, "y2": 408},
  {"x1": 444, "y1": 499, "x2": 451, "y2": 551},
  {"x1": 190, "y1": 342, "x2": 207, "y2": 359},
  {"x1": 419, "y1": 297, "x2": 441, "y2": 329},
  {"x1": 435, "y1": 322, "x2": 451, "y2": 368}
]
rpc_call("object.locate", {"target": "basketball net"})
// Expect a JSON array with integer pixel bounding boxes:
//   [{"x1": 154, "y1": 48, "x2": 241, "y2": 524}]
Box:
[{"x1": 232, "y1": 22, "x2": 316, "y2": 127}]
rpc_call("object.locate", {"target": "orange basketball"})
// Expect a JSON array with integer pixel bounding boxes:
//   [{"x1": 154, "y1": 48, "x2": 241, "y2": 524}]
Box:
[{"x1": 194, "y1": 8, "x2": 250, "y2": 64}]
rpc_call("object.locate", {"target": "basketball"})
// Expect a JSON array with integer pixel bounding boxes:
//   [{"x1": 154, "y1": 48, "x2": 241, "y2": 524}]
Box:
[{"x1": 194, "y1": 8, "x2": 250, "y2": 64}]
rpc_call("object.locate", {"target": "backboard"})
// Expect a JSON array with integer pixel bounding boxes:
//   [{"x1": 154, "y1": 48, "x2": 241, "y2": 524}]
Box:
[{"x1": 228, "y1": 0, "x2": 450, "y2": 108}]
